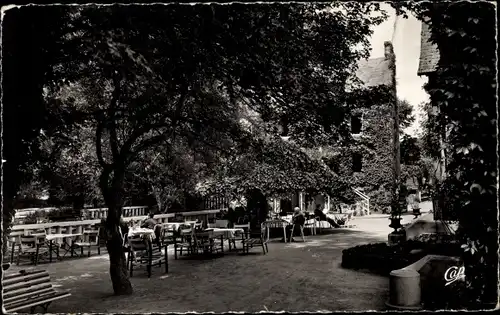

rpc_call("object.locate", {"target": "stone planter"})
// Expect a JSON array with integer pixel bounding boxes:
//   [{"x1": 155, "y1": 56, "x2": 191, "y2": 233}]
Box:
[{"x1": 389, "y1": 217, "x2": 403, "y2": 231}]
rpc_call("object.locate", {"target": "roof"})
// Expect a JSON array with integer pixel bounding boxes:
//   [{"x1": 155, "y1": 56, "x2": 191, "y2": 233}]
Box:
[
  {"x1": 355, "y1": 57, "x2": 393, "y2": 87},
  {"x1": 417, "y1": 22, "x2": 440, "y2": 76}
]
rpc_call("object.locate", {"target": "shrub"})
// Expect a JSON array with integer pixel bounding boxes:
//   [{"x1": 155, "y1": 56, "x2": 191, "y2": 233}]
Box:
[
  {"x1": 47, "y1": 207, "x2": 83, "y2": 222},
  {"x1": 342, "y1": 236, "x2": 462, "y2": 275}
]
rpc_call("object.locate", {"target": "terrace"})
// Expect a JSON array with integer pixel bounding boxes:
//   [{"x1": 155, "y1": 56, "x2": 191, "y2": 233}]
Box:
[{"x1": 6, "y1": 217, "x2": 392, "y2": 313}]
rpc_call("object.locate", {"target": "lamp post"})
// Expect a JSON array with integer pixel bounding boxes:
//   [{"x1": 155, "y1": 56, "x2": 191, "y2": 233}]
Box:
[{"x1": 385, "y1": 41, "x2": 403, "y2": 236}]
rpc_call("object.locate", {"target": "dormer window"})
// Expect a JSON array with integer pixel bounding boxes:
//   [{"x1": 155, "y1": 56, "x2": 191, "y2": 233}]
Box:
[{"x1": 351, "y1": 114, "x2": 362, "y2": 134}]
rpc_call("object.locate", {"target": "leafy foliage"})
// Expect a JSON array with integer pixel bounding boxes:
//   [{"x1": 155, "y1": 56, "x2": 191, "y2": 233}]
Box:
[{"x1": 400, "y1": 1, "x2": 498, "y2": 306}]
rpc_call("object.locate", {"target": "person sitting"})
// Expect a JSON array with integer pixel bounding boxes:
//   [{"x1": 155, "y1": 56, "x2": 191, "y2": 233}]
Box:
[
  {"x1": 141, "y1": 212, "x2": 157, "y2": 229},
  {"x1": 292, "y1": 207, "x2": 305, "y2": 225},
  {"x1": 285, "y1": 207, "x2": 305, "y2": 241}
]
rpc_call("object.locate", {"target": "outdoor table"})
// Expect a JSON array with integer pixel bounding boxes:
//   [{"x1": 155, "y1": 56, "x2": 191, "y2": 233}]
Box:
[
  {"x1": 195, "y1": 228, "x2": 244, "y2": 254},
  {"x1": 195, "y1": 229, "x2": 224, "y2": 254},
  {"x1": 45, "y1": 233, "x2": 83, "y2": 261},
  {"x1": 217, "y1": 228, "x2": 245, "y2": 251},
  {"x1": 263, "y1": 219, "x2": 290, "y2": 243}
]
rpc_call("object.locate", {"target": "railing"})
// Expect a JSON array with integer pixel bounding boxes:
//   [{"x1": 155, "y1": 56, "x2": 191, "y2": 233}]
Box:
[
  {"x1": 352, "y1": 188, "x2": 370, "y2": 215},
  {"x1": 85, "y1": 206, "x2": 149, "y2": 219},
  {"x1": 14, "y1": 206, "x2": 150, "y2": 220},
  {"x1": 8, "y1": 208, "x2": 224, "y2": 243},
  {"x1": 203, "y1": 196, "x2": 229, "y2": 210}
]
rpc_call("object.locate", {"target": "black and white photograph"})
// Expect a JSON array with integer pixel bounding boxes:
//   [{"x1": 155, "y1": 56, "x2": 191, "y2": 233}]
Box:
[{"x1": 1, "y1": 1, "x2": 498, "y2": 313}]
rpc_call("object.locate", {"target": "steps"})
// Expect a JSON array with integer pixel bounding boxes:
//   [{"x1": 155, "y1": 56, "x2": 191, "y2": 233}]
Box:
[{"x1": 353, "y1": 188, "x2": 370, "y2": 216}]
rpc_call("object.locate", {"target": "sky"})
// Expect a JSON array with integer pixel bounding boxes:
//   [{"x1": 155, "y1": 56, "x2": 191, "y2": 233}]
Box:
[{"x1": 367, "y1": 4, "x2": 429, "y2": 136}]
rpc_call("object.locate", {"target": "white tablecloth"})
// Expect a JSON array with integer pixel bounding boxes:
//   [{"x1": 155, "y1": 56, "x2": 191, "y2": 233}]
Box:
[
  {"x1": 128, "y1": 228, "x2": 154, "y2": 238},
  {"x1": 46, "y1": 233, "x2": 82, "y2": 241}
]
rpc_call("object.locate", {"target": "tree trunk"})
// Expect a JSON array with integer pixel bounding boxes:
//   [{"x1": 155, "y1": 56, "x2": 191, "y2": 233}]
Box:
[
  {"x1": 105, "y1": 217, "x2": 133, "y2": 295},
  {"x1": 100, "y1": 166, "x2": 133, "y2": 295}
]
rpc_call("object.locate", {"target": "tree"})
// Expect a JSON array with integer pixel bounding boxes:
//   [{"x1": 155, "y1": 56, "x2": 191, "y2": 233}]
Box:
[
  {"x1": 38, "y1": 123, "x2": 102, "y2": 209},
  {"x1": 9, "y1": 3, "x2": 389, "y2": 294},
  {"x1": 398, "y1": 99, "x2": 416, "y2": 132},
  {"x1": 400, "y1": 135, "x2": 421, "y2": 165}
]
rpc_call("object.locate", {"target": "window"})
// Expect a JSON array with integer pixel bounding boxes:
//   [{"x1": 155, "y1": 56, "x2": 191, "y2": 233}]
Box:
[
  {"x1": 352, "y1": 153, "x2": 362, "y2": 172},
  {"x1": 351, "y1": 114, "x2": 362, "y2": 134},
  {"x1": 280, "y1": 116, "x2": 289, "y2": 137}
]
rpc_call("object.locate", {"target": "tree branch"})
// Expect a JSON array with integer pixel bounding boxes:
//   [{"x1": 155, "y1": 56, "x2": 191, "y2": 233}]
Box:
[
  {"x1": 129, "y1": 134, "x2": 172, "y2": 160},
  {"x1": 99, "y1": 165, "x2": 112, "y2": 206},
  {"x1": 95, "y1": 122, "x2": 112, "y2": 168},
  {"x1": 108, "y1": 73, "x2": 121, "y2": 161},
  {"x1": 170, "y1": 86, "x2": 189, "y2": 143}
]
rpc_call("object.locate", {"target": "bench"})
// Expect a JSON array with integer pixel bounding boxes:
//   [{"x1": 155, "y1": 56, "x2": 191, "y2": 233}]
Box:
[{"x1": 3, "y1": 269, "x2": 71, "y2": 313}]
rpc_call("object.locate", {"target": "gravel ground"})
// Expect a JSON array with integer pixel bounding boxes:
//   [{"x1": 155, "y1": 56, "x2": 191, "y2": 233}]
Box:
[{"x1": 5, "y1": 215, "x2": 402, "y2": 313}]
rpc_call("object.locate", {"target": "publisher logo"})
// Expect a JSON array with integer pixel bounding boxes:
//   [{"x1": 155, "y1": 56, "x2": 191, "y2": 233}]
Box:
[{"x1": 444, "y1": 266, "x2": 465, "y2": 286}]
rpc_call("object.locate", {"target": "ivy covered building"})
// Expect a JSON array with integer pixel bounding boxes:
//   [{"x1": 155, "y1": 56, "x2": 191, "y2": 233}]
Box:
[
  {"x1": 321, "y1": 41, "x2": 397, "y2": 214},
  {"x1": 272, "y1": 42, "x2": 398, "y2": 215}
]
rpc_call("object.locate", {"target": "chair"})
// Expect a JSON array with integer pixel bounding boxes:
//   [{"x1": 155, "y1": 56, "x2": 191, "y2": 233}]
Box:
[
  {"x1": 193, "y1": 231, "x2": 219, "y2": 255},
  {"x1": 304, "y1": 217, "x2": 317, "y2": 235},
  {"x1": 160, "y1": 223, "x2": 182, "y2": 258},
  {"x1": 73, "y1": 229, "x2": 101, "y2": 257},
  {"x1": 237, "y1": 215, "x2": 250, "y2": 224},
  {"x1": 242, "y1": 223, "x2": 269, "y2": 254},
  {"x1": 153, "y1": 224, "x2": 163, "y2": 246},
  {"x1": 174, "y1": 225, "x2": 195, "y2": 259},
  {"x1": 233, "y1": 223, "x2": 250, "y2": 250},
  {"x1": 126, "y1": 234, "x2": 167, "y2": 278},
  {"x1": 16, "y1": 235, "x2": 49, "y2": 266}
]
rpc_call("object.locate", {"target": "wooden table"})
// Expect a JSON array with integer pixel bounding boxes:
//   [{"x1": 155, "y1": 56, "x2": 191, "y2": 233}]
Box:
[
  {"x1": 46, "y1": 233, "x2": 83, "y2": 261},
  {"x1": 195, "y1": 228, "x2": 244, "y2": 254}
]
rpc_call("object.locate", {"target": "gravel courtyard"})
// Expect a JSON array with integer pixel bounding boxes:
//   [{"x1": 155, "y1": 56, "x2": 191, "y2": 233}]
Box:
[{"x1": 6, "y1": 213, "x2": 417, "y2": 313}]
